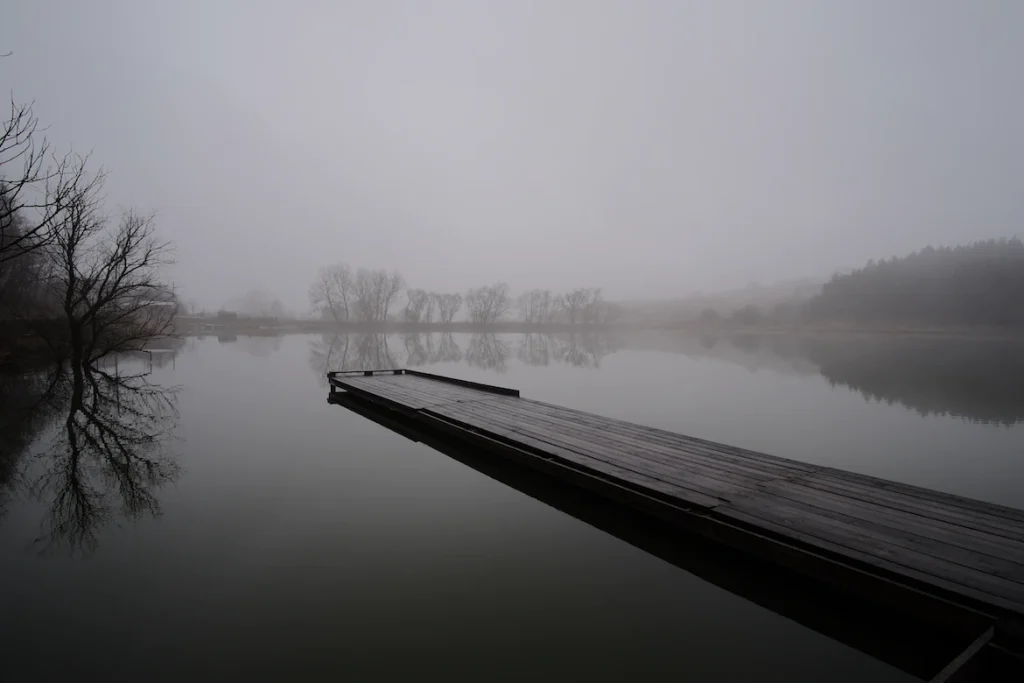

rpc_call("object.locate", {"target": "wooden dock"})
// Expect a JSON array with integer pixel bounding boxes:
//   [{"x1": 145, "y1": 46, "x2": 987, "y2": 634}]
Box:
[{"x1": 328, "y1": 369, "x2": 1024, "y2": 678}]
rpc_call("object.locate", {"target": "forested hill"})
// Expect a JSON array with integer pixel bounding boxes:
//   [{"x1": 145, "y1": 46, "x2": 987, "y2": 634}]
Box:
[{"x1": 804, "y1": 239, "x2": 1024, "y2": 327}]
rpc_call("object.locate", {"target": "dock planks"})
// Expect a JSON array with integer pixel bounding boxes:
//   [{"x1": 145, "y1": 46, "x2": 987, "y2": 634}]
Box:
[{"x1": 327, "y1": 369, "x2": 1024, "y2": 658}]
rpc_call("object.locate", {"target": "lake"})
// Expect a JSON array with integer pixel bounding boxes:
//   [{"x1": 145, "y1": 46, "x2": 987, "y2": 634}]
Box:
[{"x1": 2, "y1": 330, "x2": 1022, "y2": 681}]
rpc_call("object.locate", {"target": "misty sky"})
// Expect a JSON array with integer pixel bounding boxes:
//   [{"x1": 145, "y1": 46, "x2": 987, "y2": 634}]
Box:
[{"x1": 3, "y1": 1, "x2": 1022, "y2": 310}]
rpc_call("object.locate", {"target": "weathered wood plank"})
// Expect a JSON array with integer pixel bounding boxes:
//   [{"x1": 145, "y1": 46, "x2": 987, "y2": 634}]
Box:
[
  {"x1": 717, "y1": 506, "x2": 1024, "y2": 615},
  {"x1": 433, "y1": 401, "x2": 759, "y2": 496},
  {"x1": 740, "y1": 486, "x2": 1024, "y2": 583},
  {"x1": 365, "y1": 377, "x2": 467, "y2": 405},
  {"x1": 759, "y1": 480, "x2": 1024, "y2": 566},
  {"x1": 718, "y1": 495, "x2": 1024, "y2": 607},
  {"x1": 429, "y1": 404, "x2": 743, "y2": 500},
  {"x1": 482, "y1": 396, "x2": 813, "y2": 480},
  {"x1": 340, "y1": 375, "x2": 488, "y2": 409},
  {"x1": 359, "y1": 374, "x2": 508, "y2": 408},
  {"x1": 416, "y1": 411, "x2": 726, "y2": 513},
  {"x1": 334, "y1": 377, "x2": 433, "y2": 408},
  {"x1": 793, "y1": 474, "x2": 1024, "y2": 542},
  {"x1": 404, "y1": 368, "x2": 521, "y2": 396},
  {"x1": 426, "y1": 403, "x2": 732, "y2": 506},
  {"x1": 817, "y1": 468, "x2": 1024, "y2": 525},
  {"x1": 500, "y1": 396, "x2": 819, "y2": 473},
  {"x1": 450, "y1": 400, "x2": 779, "y2": 494},
  {"x1": 463, "y1": 397, "x2": 806, "y2": 482}
]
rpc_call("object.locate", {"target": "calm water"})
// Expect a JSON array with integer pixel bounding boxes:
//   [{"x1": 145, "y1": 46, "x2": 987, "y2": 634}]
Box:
[{"x1": 2, "y1": 331, "x2": 1022, "y2": 681}]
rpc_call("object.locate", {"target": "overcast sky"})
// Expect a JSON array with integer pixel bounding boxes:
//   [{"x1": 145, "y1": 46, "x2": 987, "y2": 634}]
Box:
[{"x1": 3, "y1": 0, "x2": 1022, "y2": 309}]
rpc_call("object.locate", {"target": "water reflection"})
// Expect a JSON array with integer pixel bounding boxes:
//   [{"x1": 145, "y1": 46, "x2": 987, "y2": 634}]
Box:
[
  {"x1": 308, "y1": 333, "x2": 403, "y2": 386},
  {"x1": 0, "y1": 368, "x2": 67, "y2": 520},
  {"x1": 231, "y1": 334, "x2": 283, "y2": 358},
  {"x1": 310, "y1": 331, "x2": 616, "y2": 379},
  {"x1": 403, "y1": 333, "x2": 429, "y2": 366},
  {"x1": 466, "y1": 334, "x2": 511, "y2": 372},
  {"x1": 515, "y1": 332, "x2": 614, "y2": 368},
  {"x1": 805, "y1": 337, "x2": 1024, "y2": 426},
  {"x1": 551, "y1": 332, "x2": 613, "y2": 368},
  {"x1": 307, "y1": 330, "x2": 1024, "y2": 424},
  {"x1": 401, "y1": 332, "x2": 464, "y2": 366},
  {"x1": 0, "y1": 362, "x2": 180, "y2": 552},
  {"x1": 432, "y1": 332, "x2": 463, "y2": 364},
  {"x1": 626, "y1": 331, "x2": 1024, "y2": 425},
  {"x1": 516, "y1": 333, "x2": 554, "y2": 366}
]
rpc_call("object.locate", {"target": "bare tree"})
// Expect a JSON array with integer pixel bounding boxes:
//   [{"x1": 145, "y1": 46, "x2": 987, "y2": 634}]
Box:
[
  {"x1": 40, "y1": 162, "x2": 175, "y2": 363},
  {"x1": 0, "y1": 203, "x2": 47, "y2": 321},
  {"x1": 537, "y1": 289, "x2": 555, "y2": 324},
  {"x1": 547, "y1": 294, "x2": 563, "y2": 324},
  {"x1": 560, "y1": 288, "x2": 591, "y2": 326},
  {"x1": 466, "y1": 282, "x2": 511, "y2": 324},
  {"x1": 423, "y1": 292, "x2": 438, "y2": 323},
  {"x1": 518, "y1": 289, "x2": 554, "y2": 325},
  {"x1": 353, "y1": 269, "x2": 376, "y2": 321},
  {"x1": 518, "y1": 290, "x2": 538, "y2": 324},
  {"x1": 403, "y1": 288, "x2": 431, "y2": 322},
  {"x1": 378, "y1": 270, "x2": 404, "y2": 322},
  {"x1": 581, "y1": 288, "x2": 605, "y2": 325},
  {"x1": 436, "y1": 292, "x2": 463, "y2": 324},
  {"x1": 0, "y1": 94, "x2": 92, "y2": 270},
  {"x1": 309, "y1": 263, "x2": 352, "y2": 322},
  {"x1": 353, "y1": 268, "x2": 404, "y2": 322},
  {"x1": 1, "y1": 96, "x2": 51, "y2": 264}
]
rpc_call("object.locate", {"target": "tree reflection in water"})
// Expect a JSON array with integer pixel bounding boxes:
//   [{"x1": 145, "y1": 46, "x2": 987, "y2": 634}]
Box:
[
  {"x1": 432, "y1": 333, "x2": 463, "y2": 364},
  {"x1": 402, "y1": 333, "x2": 464, "y2": 367},
  {"x1": 552, "y1": 332, "x2": 612, "y2": 368},
  {"x1": 309, "y1": 331, "x2": 615, "y2": 379},
  {"x1": 308, "y1": 333, "x2": 402, "y2": 385},
  {"x1": 516, "y1": 333, "x2": 554, "y2": 366},
  {"x1": 466, "y1": 334, "x2": 510, "y2": 372},
  {"x1": 517, "y1": 332, "x2": 614, "y2": 368},
  {"x1": 0, "y1": 368, "x2": 67, "y2": 521},
  {"x1": 649, "y1": 332, "x2": 1024, "y2": 426},
  {"x1": 3, "y1": 361, "x2": 181, "y2": 553}
]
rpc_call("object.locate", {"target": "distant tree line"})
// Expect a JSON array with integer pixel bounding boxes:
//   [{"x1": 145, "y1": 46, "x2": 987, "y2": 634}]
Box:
[
  {"x1": 309, "y1": 262, "x2": 619, "y2": 327},
  {"x1": 804, "y1": 239, "x2": 1024, "y2": 327},
  {"x1": 694, "y1": 239, "x2": 1024, "y2": 330}
]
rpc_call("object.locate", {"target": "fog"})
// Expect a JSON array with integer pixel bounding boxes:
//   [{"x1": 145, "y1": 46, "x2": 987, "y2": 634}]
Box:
[{"x1": 4, "y1": 0, "x2": 1022, "y2": 311}]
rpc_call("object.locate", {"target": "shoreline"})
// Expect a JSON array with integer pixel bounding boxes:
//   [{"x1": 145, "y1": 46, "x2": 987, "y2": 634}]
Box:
[
  {"x1": 178, "y1": 322, "x2": 1024, "y2": 341},
  {"x1": 669, "y1": 324, "x2": 1024, "y2": 341}
]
